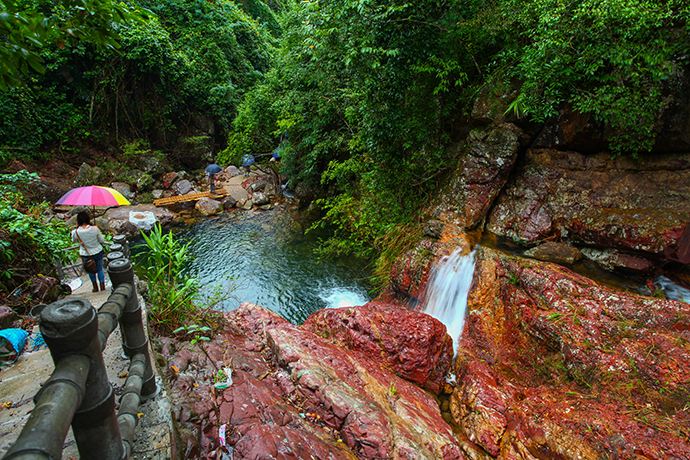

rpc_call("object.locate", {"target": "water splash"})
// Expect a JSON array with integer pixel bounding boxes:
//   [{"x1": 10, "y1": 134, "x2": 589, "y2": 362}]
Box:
[
  {"x1": 655, "y1": 276, "x2": 690, "y2": 303},
  {"x1": 422, "y1": 248, "x2": 477, "y2": 354},
  {"x1": 320, "y1": 287, "x2": 369, "y2": 309}
]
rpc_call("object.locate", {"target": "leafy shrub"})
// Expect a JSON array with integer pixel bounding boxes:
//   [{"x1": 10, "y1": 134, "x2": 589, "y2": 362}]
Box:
[
  {"x1": 135, "y1": 223, "x2": 202, "y2": 334},
  {"x1": 0, "y1": 0, "x2": 277, "y2": 158},
  {"x1": 0, "y1": 170, "x2": 73, "y2": 292},
  {"x1": 497, "y1": 0, "x2": 690, "y2": 156},
  {"x1": 135, "y1": 224, "x2": 197, "y2": 326}
]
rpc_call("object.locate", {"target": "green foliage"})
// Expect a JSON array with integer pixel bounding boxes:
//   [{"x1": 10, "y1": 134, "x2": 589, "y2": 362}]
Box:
[
  {"x1": 228, "y1": 0, "x2": 690, "y2": 266},
  {"x1": 0, "y1": 170, "x2": 73, "y2": 292},
  {"x1": 172, "y1": 323, "x2": 211, "y2": 345},
  {"x1": 122, "y1": 138, "x2": 159, "y2": 159},
  {"x1": 0, "y1": 0, "x2": 277, "y2": 162},
  {"x1": 230, "y1": 0, "x2": 471, "y2": 258},
  {"x1": 371, "y1": 223, "x2": 424, "y2": 292},
  {"x1": 135, "y1": 223, "x2": 200, "y2": 333},
  {"x1": 0, "y1": 0, "x2": 141, "y2": 89},
  {"x1": 498, "y1": 0, "x2": 690, "y2": 155}
]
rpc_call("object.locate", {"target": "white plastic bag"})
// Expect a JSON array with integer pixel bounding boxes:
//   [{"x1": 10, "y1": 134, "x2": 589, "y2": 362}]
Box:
[{"x1": 128, "y1": 211, "x2": 157, "y2": 231}]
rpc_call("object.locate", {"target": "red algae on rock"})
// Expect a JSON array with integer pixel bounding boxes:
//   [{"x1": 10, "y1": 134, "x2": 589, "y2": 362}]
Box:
[
  {"x1": 302, "y1": 301, "x2": 454, "y2": 394},
  {"x1": 160, "y1": 303, "x2": 469, "y2": 459},
  {"x1": 450, "y1": 246, "x2": 690, "y2": 459}
]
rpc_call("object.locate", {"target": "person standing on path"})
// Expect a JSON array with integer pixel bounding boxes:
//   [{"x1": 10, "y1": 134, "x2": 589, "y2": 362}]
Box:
[{"x1": 72, "y1": 211, "x2": 107, "y2": 292}]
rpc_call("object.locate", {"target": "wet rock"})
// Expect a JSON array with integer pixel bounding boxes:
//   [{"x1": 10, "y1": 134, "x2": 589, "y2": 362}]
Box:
[
  {"x1": 25, "y1": 276, "x2": 62, "y2": 304},
  {"x1": 523, "y1": 241, "x2": 582, "y2": 265},
  {"x1": 487, "y1": 149, "x2": 690, "y2": 262},
  {"x1": 194, "y1": 198, "x2": 222, "y2": 216},
  {"x1": 424, "y1": 219, "x2": 444, "y2": 239},
  {"x1": 580, "y1": 248, "x2": 654, "y2": 272},
  {"x1": 388, "y1": 239, "x2": 437, "y2": 302},
  {"x1": 161, "y1": 172, "x2": 178, "y2": 189},
  {"x1": 250, "y1": 180, "x2": 268, "y2": 192},
  {"x1": 174, "y1": 179, "x2": 193, "y2": 196},
  {"x1": 664, "y1": 223, "x2": 690, "y2": 264},
  {"x1": 252, "y1": 192, "x2": 270, "y2": 206},
  {"x1": 471, "y1": 85, "x2": 515, "y2": 124},
  {"x1": 110, "y1": 182, "x2": 134, "y2": 200},
  {"x1": 451, "y1": 247, "x2": 690, "y2": 458},
  {"x1": 161, "y1": 304, "x2": 466, "y2": 459},
  {"x1": 241, "y1": 199, "x2": 253, "y2": 210},
  {"x1": 222, "y1": 196, "x2": 237, "y2": 210},
  {"x1": 434, "y1": 124, "x2": 522, "y2": 228},
  {"x1": 303, "y1": 302, "x2": 453, "y2": 394},
  {"x1": 225, "y1": 165, "x2": 241, "y2": 177},
  {"x1": 74, "y1": 163, "x2": 102, "y2": 186},
  {"x1": 533, "y1": 105, "x2": 608, "y2": 154},
  {"x1": 102, "y1": 205, "x2": 175, "y2": 237},
  {"x1": 0, "y1": 306, "x2": 17, "y2": 328},
  {"x1": 139, "y1": 153, "x2": 166, "y2": 176}
]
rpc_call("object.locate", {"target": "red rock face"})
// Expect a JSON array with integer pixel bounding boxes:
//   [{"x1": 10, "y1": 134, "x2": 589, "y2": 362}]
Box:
[
  {"x1": 388, "y1": 239, "x2": 436, "y2": 302},
  {"x1": 434, "y1": 124, "x2": 522, "y2": 229},
  {"x1": 451, "y1": 247, "x2": 690, "y2": 458},
  {"x1": 161, "y1": 304, "x2": 469, "y2": 459},
  {"x1": 487, "y1": 149, "x2": 690, "y2": 262},
  {"x1": 303, "y1": 301, "x2": 454, "y2": 394}
]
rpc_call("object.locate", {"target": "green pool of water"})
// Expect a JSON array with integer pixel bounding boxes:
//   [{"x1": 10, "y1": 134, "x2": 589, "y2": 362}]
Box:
[{"x1": 177, "y1": 208, "x2": 372, "y2": 324}]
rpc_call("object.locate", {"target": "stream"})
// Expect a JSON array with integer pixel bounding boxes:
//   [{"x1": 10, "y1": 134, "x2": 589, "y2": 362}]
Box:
[{"x1": 176, "y1": 207, "x2": 371, "y2": 324}]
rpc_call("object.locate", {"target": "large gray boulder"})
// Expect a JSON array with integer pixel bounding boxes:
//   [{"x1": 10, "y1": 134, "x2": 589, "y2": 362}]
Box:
[
  {"x1": 225, "y1": 165, "x2": 241, "y2": 177},
  {"x1": 195, "y1": 198, "x2": 222, "y2": 216},
  {"x1": 111, "y1": 182, "x2": 135, "y2": 200},
  {"x1": 252, "y1": 192, "x2": 270, "y2": 206},
  {"x1": 174, "y1": 179, "x2": 193, "y2": 195},
  {"x1": 74, "y1": 163, "x2": 103, "y2": 186}
]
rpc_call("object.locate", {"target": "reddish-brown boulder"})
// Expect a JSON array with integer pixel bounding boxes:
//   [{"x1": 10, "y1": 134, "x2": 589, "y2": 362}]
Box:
[
  {"x1": 487, "y1": 149, "x2": 690, "y2": 262},
  {"x1": 434, "y1": 124, "x2": 522, "y2": 229},
  {"x1": 388, "y1": 239, "x2": 436, "y2": 302},
  {"x1": 523, "y1": 241, "x2": 582, "y2": 265},
  {"x1": 161, "y1": 304, "x2": 470, "y2": 459},
  {"x1": 303, "y1": 302, "x2": 453, "y2": 394},
  {"x1": 451, "y1": 247, "x2": 690, "y2": 458}
]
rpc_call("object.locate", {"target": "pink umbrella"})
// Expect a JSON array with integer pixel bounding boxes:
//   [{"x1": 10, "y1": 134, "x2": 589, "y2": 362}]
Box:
[{"x1": 56, "y1": 186, "x2": 131, "y2": 207}]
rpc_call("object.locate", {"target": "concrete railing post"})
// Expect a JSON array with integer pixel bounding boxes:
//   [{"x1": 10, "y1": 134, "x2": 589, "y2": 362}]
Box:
[
  {"x1": 112, "y1": 235, "x2": 130, "y2": 258},
  {"x1": 108, "y1": 258, "x2": 157, "y2": 397},
  {"x1": 107, "y1": 251, "x2": 125, "y2": 266},
  {"x1": 40, "y1": 298, "x2": 124, "y2": 460}
]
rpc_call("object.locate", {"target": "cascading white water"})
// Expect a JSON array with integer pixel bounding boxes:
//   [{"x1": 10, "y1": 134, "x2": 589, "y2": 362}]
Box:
[
  {"x1": 655, "y1": 276, "x2": 690, "y2": 304},
  {"x1": 422, "y1": 248, "x2": 477, "y2": 354}
]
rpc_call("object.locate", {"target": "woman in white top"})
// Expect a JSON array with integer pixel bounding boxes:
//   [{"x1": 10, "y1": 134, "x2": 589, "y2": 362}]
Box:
[{"x1": 72, "y1": 211, "x2": 107, "y2": 292}]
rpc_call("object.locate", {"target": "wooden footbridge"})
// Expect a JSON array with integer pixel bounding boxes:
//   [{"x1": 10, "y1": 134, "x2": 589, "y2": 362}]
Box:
[{"x1": 153, "y1": 190, "x2": 227, "y2": 207}]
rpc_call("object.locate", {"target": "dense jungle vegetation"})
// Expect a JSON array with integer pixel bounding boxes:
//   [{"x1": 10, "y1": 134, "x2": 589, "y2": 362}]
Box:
[{"x1": 2, "y1": 0, "x2": 690, "y2": 291}]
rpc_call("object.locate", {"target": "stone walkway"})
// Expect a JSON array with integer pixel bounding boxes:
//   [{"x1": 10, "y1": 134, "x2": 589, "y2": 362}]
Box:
[{"x1": 0, "y1": 275, "x2": 173, "y2": 459}]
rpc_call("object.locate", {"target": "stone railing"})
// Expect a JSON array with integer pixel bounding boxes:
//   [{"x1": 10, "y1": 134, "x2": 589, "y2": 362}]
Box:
[{"x1": 3, "y1": 238, "x2": 156, "y2": 460}]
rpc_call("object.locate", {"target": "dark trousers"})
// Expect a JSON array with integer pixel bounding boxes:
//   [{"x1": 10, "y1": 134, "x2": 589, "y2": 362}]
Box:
[{"x1": 82, "y1": 251, "x2": 105, "y2": 284}]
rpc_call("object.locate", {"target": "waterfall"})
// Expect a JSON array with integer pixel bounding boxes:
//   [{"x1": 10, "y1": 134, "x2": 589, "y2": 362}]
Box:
[
  {"x1": 422, "y1": 248, "x2": 477, "y2": 354},
  {"x1": 655, "y1": 276, "x2": 690, "y2": 304}
]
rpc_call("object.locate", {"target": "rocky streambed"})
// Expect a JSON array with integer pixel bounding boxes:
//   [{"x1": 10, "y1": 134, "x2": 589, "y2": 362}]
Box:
[
  {"x1": 157, "y1": 244, "x2": 689, "y2": 459},
  {"x1": 153, "y1": 115, "x2": 690, "y2": 458}
]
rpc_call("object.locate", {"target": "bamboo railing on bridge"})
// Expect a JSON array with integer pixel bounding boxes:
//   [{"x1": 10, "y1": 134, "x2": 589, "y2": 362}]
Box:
[
  {"x1": 3, "y1": 237, "x2": 157, "y2": 460},
  {"x1": 152, "y1": 190, "x2": 227, "y2": 207}
]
